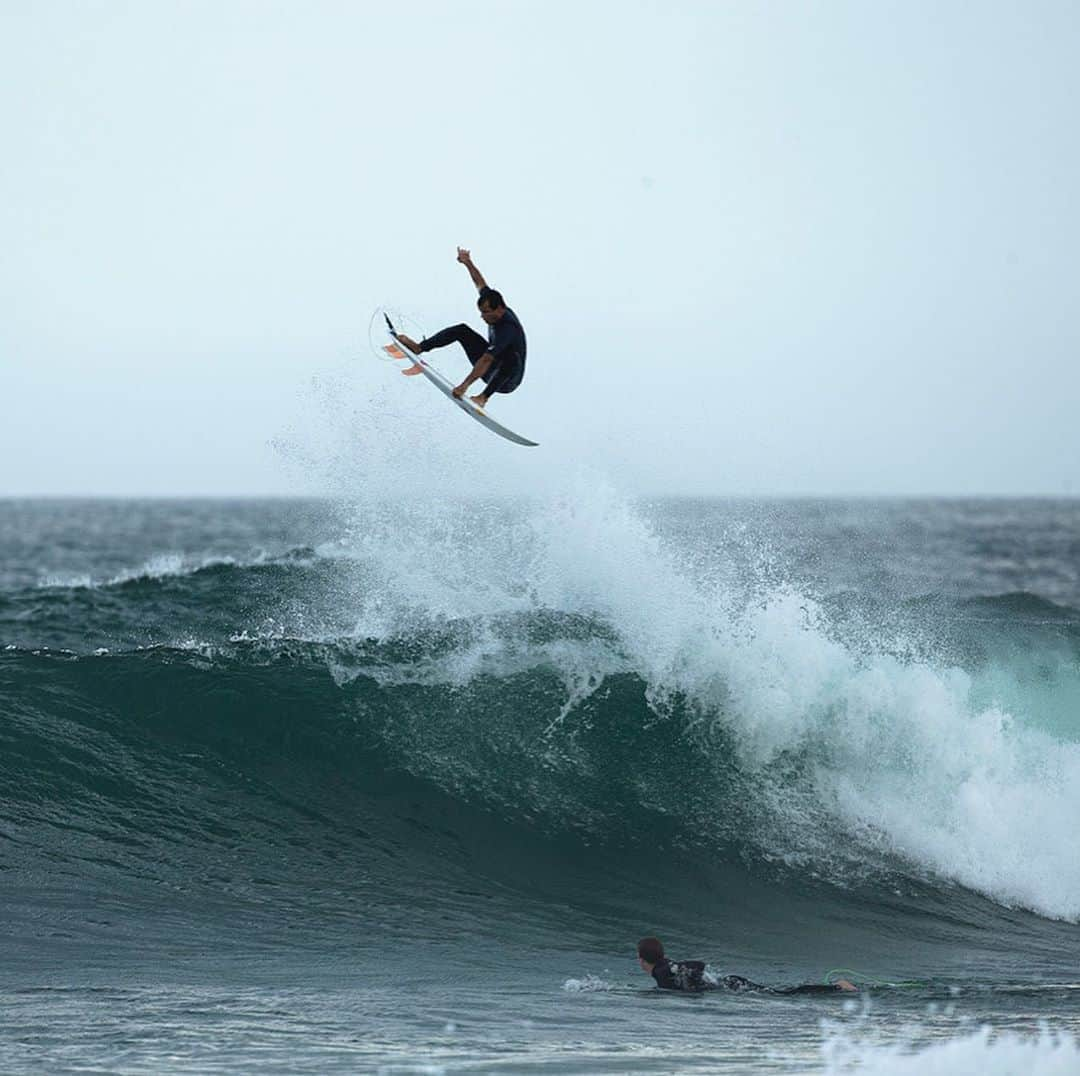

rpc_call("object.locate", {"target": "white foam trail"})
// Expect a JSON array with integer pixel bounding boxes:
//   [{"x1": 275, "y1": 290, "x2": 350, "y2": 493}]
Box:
[
  {"x1": 38, "y1": 553, "x2": 246, "y2": 591},
  {"x1": 110, "y1": 553, "x2": 189, "y2": 583},
  {"x1": 562, "y1": 974, "x2": 615, "y2": 992},
  {"x1": 39, "y1": 573, "x2": 94, "y2": 589}
]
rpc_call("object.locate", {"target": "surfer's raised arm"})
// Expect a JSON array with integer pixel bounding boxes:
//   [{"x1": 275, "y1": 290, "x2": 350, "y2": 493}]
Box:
[{"x1": 457, "y1": 247, "x2": 488, "y2": 292}]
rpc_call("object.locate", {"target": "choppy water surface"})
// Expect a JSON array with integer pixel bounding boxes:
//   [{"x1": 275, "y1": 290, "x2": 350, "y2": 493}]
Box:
[{"x1": 2, "y1": 496, "x2": 1079, "y2": 1073}]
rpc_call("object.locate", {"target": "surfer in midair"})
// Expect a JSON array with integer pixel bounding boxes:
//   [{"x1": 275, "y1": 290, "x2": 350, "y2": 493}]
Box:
[{"x1": 391, "y1": 248, "x2": 527, "y2": 411}]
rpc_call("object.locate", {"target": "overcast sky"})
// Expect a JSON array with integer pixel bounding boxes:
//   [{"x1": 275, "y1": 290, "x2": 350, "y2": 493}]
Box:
[{"x1": 3, "y1": 0, "x2": 1078, "y2": 497}]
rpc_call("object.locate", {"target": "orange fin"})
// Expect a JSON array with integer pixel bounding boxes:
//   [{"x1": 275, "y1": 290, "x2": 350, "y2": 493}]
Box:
[
  {"x1": 401, "y1": 363, "x2": 424, "y2": 376},
  {"x1": 383, "y1": 343, "x2": 408, "y2": 360}
]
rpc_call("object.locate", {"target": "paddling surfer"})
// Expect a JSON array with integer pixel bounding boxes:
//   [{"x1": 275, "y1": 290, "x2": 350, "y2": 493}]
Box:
[
  {"x1": 392, "y1": 248, "x2": 527, "y2": 411},
  {"x1": 636, "y1": 936, "x2": 857, "y2": 995}
]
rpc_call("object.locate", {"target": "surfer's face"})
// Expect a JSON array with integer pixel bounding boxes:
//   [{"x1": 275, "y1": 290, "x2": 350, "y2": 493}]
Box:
[{"x1": 478, "y1": 301, "x2": 505, "y2": 325}]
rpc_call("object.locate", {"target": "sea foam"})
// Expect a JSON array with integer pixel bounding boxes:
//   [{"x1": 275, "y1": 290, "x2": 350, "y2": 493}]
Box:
[{"x1": 821, "y1": 1024, "x2": 1080, "y2": 1075}]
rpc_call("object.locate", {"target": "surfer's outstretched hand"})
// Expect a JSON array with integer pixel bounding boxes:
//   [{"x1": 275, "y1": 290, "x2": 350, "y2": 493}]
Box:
[{"x1": 456, "y1": 247, "x2": 472, "y2": 264}]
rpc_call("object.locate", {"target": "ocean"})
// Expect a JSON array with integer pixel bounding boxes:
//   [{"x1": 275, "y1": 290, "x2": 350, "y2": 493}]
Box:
[{"x1": 2, "y1": 494, "x2": 1079, "y2": 1073}]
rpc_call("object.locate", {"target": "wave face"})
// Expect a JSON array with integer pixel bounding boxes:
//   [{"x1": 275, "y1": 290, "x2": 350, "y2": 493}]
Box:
[{"x1": 3, "y1": 494, "x2": 1080, "y2": 959}]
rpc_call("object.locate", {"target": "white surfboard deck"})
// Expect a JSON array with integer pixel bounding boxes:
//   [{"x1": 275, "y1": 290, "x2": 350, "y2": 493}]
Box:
[{"x1": 382, "y1": 339, "x2": 539, "y2": 448}]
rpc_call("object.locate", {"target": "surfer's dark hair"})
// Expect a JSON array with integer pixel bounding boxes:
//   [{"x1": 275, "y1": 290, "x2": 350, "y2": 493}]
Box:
[
  {"x1": 638, "y1": 937, "x2": 664, "y2": 964},
  {"x1": 478, "y1": 287, "x2": 505, "y2": 310}
]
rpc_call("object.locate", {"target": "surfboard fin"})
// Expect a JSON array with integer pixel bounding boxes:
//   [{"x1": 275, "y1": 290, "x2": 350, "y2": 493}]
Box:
[{"x1": 401, "y1": 363, "x2": 424, "y2": 376}]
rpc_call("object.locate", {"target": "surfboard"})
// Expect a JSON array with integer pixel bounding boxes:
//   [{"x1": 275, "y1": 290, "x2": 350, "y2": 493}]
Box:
[{"x1": 380, "y1": 320, "x2": 538, "y2": 448}]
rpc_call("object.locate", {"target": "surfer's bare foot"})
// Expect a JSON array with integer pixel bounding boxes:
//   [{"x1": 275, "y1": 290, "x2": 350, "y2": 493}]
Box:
[
  {"x1": 470, "y1": 394, "x2": 489, "y2": 409},
  {"x1": 452, "y1": 383, "x2": 466, "y2": 399},
  {"x1": 394, "y1": 333, "x2": 422, "y2": 355}
]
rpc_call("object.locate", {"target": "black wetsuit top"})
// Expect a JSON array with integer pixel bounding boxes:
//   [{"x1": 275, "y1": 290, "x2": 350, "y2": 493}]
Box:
[
  {"x1": 485, "y1": 306, "x2": 526, "y2": 393},
  {"x1": 650, "y1": 959, "x2": 715, "y2": 992},
  {"x1": 416, "y1": 302, "x2": 527, "y2": 396},
  {"x1": 650, "y1": 959, "x2": 848, "y2": 996}
]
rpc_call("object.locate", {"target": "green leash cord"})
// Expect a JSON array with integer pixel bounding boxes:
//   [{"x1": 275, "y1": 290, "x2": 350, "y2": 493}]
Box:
[{"x1": 823, "y1": 967, "x2": 929, "y2": 989}]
